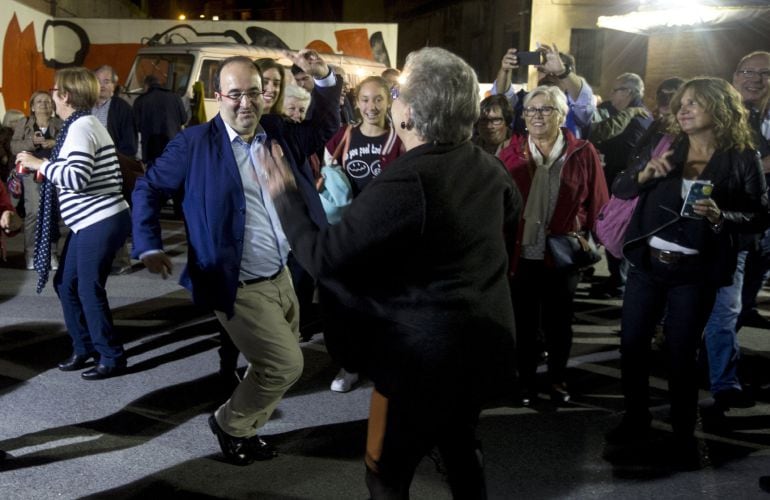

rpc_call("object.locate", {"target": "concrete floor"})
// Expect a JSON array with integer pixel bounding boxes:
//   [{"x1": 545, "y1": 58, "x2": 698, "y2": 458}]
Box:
[{"x1": 0, "y1": 218, "x2": 769, "y2": 499}]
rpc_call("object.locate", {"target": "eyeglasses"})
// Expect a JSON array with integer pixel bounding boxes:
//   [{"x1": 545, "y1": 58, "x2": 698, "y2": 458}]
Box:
[
  {"x1": 390, "y1": 86, "x2": 400, "y2": 101},
  {"x1": 220, "y1": 90, "x2": 265, "y2": 102},
  {"x1": 612, "y1": 87, "x2": 630, "y2": 94},
  {"x1": 478, "y1": 117, "x2": 505, "y2": 126},
  {"x1": 49, "y1": 87, "x2": 59, "y2": 93},
  {"x1": 522, "y1": 106, "x2": 556, "y2": 117},
  {"x1": 735, "y1": 69, "x2": 770, "y2": 80}
]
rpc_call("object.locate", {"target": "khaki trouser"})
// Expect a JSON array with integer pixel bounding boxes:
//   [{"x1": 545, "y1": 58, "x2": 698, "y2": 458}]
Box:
[{"x1": 213, "y1": 267, "x2": 303, "y2": 438}]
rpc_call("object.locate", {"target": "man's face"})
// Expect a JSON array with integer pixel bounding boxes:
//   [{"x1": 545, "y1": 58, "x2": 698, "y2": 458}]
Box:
[
  {"x1": 610, "y1": 78, "x2": 636, "y2": 111},
  {"x1": 733, "y1": 54, "x2": 770, "y2": 107},
  {"x1": 95, "y1": 68, "x2": 115, "y2": 103},
  {"x1": 293, "y1": 71, "x2": 314, "y2": 92},
  {"x1": 216, "y1": 62, "x2": 264, "y2": 137}
]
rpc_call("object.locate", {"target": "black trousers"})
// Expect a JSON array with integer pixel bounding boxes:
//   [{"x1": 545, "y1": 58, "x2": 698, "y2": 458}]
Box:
[
  {"x1": 620, "y1": 255, "x2": 717, "y2": 437},
  {"x1": 511, "y1": 258, "x2": 580, "y2": 390},
  {"x1": 366, "y1": 390, "x2": 486, "y2": 500}
]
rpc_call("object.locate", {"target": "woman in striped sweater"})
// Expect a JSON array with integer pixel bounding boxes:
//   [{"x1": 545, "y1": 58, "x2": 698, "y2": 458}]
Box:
[{"x1": 16, "y1": 67, "x2": 130, "y2": 380}]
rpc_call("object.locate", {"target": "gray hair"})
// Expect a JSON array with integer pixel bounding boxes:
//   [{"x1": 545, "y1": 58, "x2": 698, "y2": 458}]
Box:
[
  {"x1": 283, "y1": 83, "x2": 311, "y2": 104},
  {"x1": 616, "y1": 72, "x2": 644, "y2": 99},
  {"x1": 523, "y1": 85, "x2": 568, "y2": 123},
  {"x1": 93, "y1": 65, "x2": 118, "y2": 84},
  {"x1": 400, "y1": 47, "x2": 480, "y2": 144}
]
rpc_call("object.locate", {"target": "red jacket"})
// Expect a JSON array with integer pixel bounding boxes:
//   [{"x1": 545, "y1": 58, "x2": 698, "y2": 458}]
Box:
[{"x1": 499, "y1": 128, "x2": 609, "y2": 272}]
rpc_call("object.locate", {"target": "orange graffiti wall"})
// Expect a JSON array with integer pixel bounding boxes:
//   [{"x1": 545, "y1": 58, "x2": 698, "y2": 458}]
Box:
[
  {"x1": 3, "y1": 15, "x2": 55, "y2": 114},
  {"x1": 83, "y1": 44, "x2": 143, "y2": 85}
]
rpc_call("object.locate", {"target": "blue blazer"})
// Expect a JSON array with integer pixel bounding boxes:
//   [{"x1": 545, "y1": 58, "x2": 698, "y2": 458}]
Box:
[{"x1": 132, "y1": 79, "x2": 341, "y2": 317}]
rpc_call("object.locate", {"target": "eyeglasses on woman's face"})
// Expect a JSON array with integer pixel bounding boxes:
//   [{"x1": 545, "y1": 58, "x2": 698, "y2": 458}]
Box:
[
  {"x1": 478, "y1": 117, "x2": 505, "y2": 126},
  {"x1": 522, "y1": 106, "x2": 555, "y2": 117}
]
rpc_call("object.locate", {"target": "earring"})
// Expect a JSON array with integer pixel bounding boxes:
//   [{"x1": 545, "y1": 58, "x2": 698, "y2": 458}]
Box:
[
  {"x1": 400, "y1": 120, "x2": 414, "y2": 131},
  {"x1": 400, "y1": 121, "x2": 407, "y2": 130}
]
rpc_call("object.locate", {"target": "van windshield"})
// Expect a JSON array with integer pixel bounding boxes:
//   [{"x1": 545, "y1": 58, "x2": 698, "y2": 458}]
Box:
[{"x1": 125, "y1": 53, "x2": 194, "y2": 96}]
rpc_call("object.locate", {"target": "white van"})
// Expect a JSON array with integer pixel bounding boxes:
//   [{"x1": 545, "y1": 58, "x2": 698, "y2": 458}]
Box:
[{"x1": 122, "y1": 42, "x2": 388, "y2": 121}]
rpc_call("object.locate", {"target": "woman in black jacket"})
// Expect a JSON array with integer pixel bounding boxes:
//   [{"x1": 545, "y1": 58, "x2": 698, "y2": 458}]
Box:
[
  {"x1": 264, "y1": 46, "x2": 521, "y2": 499},
  {"x1": 607, "y1": 77, "x2": 768, "y2": 469}
]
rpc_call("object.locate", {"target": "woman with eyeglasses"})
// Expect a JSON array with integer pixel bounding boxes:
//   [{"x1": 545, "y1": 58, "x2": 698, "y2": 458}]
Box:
[
  {"x1": 15, "y1": 68, "x2": 130, "y2": 380},
  {"x1": 606, "y1": 77, "x2": 767, "y2": 469},
  {"x1": 499, "y1": 84, "x2": 609, "y2": 406},
  {"x1": 474, "y1": 94, "x2": 513, "y2": 156},
  {"x1": 10, "y1": 90, "x2": 63, "y2": 270}
]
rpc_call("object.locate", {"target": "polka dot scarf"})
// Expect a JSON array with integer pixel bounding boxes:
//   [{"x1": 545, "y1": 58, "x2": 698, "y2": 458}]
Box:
[{"x1": 34, "y1": 110, "x2": 89, "y2": 293}]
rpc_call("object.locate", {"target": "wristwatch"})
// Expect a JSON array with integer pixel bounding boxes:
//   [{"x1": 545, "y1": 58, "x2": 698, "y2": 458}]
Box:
[{"x1": 556, "y1": 64, "x2": 572, "y2": 79}]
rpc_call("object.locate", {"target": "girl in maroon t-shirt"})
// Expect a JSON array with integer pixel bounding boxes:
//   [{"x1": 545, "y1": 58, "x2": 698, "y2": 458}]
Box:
[
  {"x1": 323, "y1": 76, "x2": 403, "y2": 392},
  {"x1": 324, "y1": 76, "x2": 403, "y2": 197}
]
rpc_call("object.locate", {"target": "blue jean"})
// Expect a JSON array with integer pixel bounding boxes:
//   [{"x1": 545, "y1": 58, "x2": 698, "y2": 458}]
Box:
[
  {"x1": 621, "y1": 255, "x2": 717, "y2": 437},
  {"x1": 741, "y1": 229, "x2": 770, "y2": 319},
  {"x1": 703, "y1": 250, "x2": 747, "y2": 394},
  {"x1": 54, "y1": 210, "x2": 130, "y2": 367}
]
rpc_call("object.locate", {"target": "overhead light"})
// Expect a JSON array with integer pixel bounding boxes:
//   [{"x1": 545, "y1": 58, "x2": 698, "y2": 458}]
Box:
[
  {"x1": 212, "y1": 15, "x2": 219, "y2": 21},
  {"x1": 597, "y1": 4, "x2": 745, "y2": 34},
  {"x1": 199, "y1": 14, "x2": 205, "y2": 19},
  {"x1": 178, "y1": 14, "x2": 186, "y2": 20}
]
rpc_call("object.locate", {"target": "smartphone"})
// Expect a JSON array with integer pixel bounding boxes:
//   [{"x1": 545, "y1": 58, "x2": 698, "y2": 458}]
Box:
[{"x1": 516, "y1": 51, "x2": 544, "y2": 66}]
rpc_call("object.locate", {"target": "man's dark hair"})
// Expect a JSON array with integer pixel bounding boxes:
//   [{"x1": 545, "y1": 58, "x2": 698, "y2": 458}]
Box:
[
  {"x1": 213, "y1": 56, "x2": 261, "y2": 94},
  {"x1": 656, "y1": 77, "x2": 685, "y2": 108},
  {"x1": 290, "y1": 64, "x2": 305, "y2": 76},
  {"x1": 143, "y1": 74, "x2": 160, "y2": 87}
]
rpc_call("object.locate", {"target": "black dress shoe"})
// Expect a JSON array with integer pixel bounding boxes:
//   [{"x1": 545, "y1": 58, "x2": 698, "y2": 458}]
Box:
[
  {"x1": 209, "y1": 415, "x2": 277, "y2": 465},
  {"x1": 58, "y1": 354, "x2": 94, "y2": 371},
  {"x1": 81, "y1": 364, "x2": 125, "y2": 380},
  {"x1": 245, "y1": 434, "x2": 278, "y2": 461}
]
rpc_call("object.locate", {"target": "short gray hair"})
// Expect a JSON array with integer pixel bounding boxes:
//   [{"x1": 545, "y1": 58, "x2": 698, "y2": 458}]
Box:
[
  {"x1": 617, "y1": 72, "x2": 644, "y2": 99},
  {"x1": 283, "y1": 83, "x2": 311, "y2": 104},
  {"x1": 523, "y1": 85, "x2": 568, "y2": 123},
  {"x1": 400, "y1": 47, "x2": 480, "y2": 144}
]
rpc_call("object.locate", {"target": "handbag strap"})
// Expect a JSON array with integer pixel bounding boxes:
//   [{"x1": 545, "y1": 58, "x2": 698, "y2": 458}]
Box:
[
  {"x1": 330, "y1": 125, "x2": 354, "y2": 167},
  {"x1": 652, "y1": 133, "x2": 674, "y2": 158}
]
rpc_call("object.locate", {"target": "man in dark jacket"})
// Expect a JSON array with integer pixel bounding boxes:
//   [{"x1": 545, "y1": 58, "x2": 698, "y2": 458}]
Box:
[
  {"x1": 92, "y1": 65, "x2": 137, "y2": 157},
  {"x1": 132, "y1": 51, "x2": 340, "y2": 466},
  {"x1": 134, "y1": 74, "x2": 188, "y2": 163}
]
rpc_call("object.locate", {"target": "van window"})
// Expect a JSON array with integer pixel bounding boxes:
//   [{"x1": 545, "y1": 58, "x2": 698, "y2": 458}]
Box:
[
  {"x1": 200, "y1": 59, "x2": 222, "y2": 99},
  {"x1": 125, "y1": 53, "x2": 194, "y2": 96}
]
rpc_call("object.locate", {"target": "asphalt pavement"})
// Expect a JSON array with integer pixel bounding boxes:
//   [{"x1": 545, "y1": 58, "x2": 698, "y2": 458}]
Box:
[{"x1": 1, "y1": 217, "x2": 769, "y2": 499}]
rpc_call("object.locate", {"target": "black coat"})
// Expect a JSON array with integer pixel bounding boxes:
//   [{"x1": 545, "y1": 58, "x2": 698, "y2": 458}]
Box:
[{"x1": 275, "y1": 141, "x2": 522, "y2": 410}]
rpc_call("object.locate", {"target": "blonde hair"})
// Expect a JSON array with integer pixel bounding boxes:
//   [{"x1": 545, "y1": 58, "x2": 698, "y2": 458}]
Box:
[
  {"x1": 55, "y1": 67, "x2": 99, "y2": 111},
  {"x1": 668, "y1": 77, "x2": 755, "y2": 152}
]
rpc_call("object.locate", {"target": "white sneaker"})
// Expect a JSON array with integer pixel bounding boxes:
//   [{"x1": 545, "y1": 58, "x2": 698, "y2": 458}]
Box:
[{"x1": 330, "y1": 368, "x2": 359, "y2": 393}]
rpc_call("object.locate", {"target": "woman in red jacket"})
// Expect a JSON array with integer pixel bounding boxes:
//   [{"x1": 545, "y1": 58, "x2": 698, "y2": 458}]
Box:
[{"x1": 500, "y1": 84, "x2": 608, "y2": 405}]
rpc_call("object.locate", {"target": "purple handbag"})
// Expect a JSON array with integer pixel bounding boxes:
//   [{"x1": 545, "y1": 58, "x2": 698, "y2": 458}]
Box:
[{"x1": 595, "y1": 134, "x2": 674, "y2": 258}]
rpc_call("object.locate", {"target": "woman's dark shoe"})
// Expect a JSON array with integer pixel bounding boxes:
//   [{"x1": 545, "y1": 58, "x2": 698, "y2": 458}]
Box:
[
  {"x1": 58, "y1": 354, "x2": 94, "y2": 371},
  {"x1": 81, "y1": 364, "x2": 125, "y2": 380},
  {"x1": 549, "y1": 383, "x2": 571, "y2": 404}
]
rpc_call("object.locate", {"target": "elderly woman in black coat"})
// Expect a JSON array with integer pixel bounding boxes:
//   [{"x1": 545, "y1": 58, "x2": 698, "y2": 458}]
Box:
[{"x1": 265, "y1": 47, "x2": 522, "y2": 499}]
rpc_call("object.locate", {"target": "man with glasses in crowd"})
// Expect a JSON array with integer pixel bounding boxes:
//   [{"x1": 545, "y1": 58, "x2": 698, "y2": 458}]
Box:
[{"x1": 131, "y1": 50, "x2": 341, "y2": 465}]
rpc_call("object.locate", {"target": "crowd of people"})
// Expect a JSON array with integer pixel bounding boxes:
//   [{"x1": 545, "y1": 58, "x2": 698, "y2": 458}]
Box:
[{"x1": 2, "y1": 42, "x2": 770, "y2": 497}]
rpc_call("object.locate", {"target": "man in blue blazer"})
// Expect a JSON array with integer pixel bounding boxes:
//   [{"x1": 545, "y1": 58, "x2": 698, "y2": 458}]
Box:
[{"x1": 131, "y1": 50, "x2": 340, "y2": 465}]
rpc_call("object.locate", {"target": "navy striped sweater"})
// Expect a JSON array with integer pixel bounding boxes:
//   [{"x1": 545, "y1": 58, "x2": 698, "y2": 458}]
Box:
[{"x1": 40, "y1": 116, "x2": 128, "y2": 232}]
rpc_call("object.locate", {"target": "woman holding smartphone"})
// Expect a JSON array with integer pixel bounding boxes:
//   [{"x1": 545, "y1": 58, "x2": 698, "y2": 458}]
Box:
[
  {"x1": 607, "y1": 77, "x2": 768, "y2": 469},
  {"x1": 10, "y1": 90, "x2": 63, "y2": 269}
]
